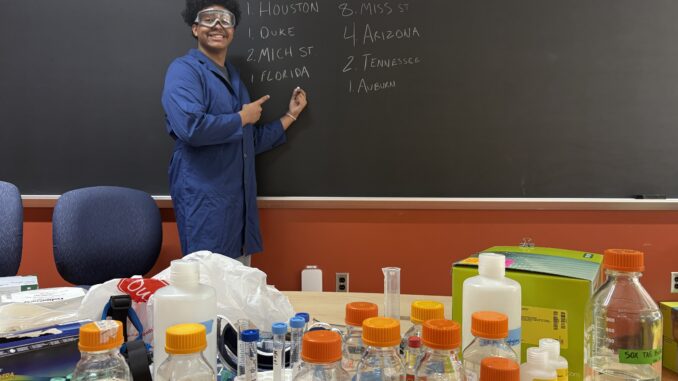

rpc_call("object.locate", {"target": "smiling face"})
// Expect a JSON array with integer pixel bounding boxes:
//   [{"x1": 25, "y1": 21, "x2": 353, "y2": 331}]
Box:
[{"x1": 192, "y1": 5, "x2": 235, "y2": 56}]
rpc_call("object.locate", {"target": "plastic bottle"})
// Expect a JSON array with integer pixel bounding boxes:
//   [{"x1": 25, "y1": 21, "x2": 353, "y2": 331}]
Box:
[
  {"x1": 480, "y1": 357, "x2": 520, "y2": 381},
  {"x1": 462, "y1": 253, "x2": 522, "y2": 360},
  {"x1": 72, "y1": 320, "x2": 132, "y2": 381},
  {"x1": 301, "y1": 265, "x2": 323, "y2": 292},
  {"x1": 539, "y1": 338, "x2": 568, "y2": 381},
  {"x1": 520, "y1": 347, "x2": 557, "y2": 381},
  {"x1": 153, "y1": 260, "x2": 217, "y2": 377},
  {"x1": 156, "y1": 323, "x2": 215, "y2": 381},
  {"x1": 404, "y1": 336, "x2": 422, "y2": 381},
  {"x1": 355, "y1": 317, "x2": 405, "y2": 381},
  {"x1": 292, "y1": 330, "x2": 350, "y2": 381},
  {"x1": 584, "y1": 249, "x2": 662, "y2": 381},
  {"x1": 342, "y1": 302, "x2": 379, "y2": 375},
  {"x1": 400, "y1": 300, "x2": 445, "y2": 352},
  {"x1": 415, "y1": 319, "x2": 464, "y2": 381},
  {"x1": 462, "y1": 311, "x2": 518, "y2": 381}
]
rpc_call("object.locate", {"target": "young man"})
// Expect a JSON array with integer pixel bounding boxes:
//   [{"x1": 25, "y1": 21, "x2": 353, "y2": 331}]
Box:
[{"x1": 161, "y1": 0, "x2": 308, "y2": 264}]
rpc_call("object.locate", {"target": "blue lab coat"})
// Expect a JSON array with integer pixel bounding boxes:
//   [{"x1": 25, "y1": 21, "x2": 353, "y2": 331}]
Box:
[{"x1": 161, "y1": 49, "x2": 286, "y2": 258}]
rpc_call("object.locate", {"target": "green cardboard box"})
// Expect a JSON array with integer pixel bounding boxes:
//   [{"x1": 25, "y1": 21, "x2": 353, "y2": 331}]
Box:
[
  {"x1": 452, "y1": 246, "x2": 603, "y2": 381},
  {"x1": 660, "y1": 302, "x2": 678, "y2": 341}
]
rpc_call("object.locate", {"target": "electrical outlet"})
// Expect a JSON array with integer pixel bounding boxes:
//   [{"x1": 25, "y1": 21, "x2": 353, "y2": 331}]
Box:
[
  {"x1": 672, "y1": 272, "x2": 678, "y2": 293},
  {"x1": 336, "y1": 272, "x2": 349, "y2": 292}
]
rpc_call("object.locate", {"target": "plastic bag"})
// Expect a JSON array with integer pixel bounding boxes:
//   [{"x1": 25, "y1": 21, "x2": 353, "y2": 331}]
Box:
[
  {"x1": 77, "y1": 277, "x2": 168, "y2": 344},
  {"x1": 151, "y1": 251, "x2": 295, "y2": 330},
  {"x1": 0, "y1": 287, "x2": 85, "y2": 334}
]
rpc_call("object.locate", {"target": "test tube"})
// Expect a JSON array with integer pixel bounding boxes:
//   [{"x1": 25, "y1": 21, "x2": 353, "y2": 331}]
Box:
[
  {"x1": 237, "y1": 319, "x2": 250, "y2": 377},
  {"x1": 295, "y1": 312, "x2": 310, "y2": 331},
  {"x1": 382, "y1": 267, "x2": 401, "y2": 320},
  {"x1": 241, "y1": 329, "x2": 259, "y2": 381},
  {"x1": 272, "y1": 322, "x2": 288, "y2": 381},
  {"x1": 289, "y1": 316, "x2": 305, "y2": 377}
]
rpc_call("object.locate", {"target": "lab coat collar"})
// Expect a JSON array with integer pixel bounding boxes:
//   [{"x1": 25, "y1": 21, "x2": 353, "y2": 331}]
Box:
[{"x1": 189, "y1": 48, "x2": 239, "y2": 95}]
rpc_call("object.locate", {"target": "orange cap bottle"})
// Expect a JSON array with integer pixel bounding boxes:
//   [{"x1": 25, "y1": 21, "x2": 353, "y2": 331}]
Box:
[
  {"x1": 471, "y1": 311, "x2": 509, "y2": 339},
  {"x1": 480, "y1": 357, "x2": 520, "y2": 381}
]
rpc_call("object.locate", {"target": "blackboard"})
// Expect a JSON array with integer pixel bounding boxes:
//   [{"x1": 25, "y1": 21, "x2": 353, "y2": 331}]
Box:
[{"x1": 2, "y1": 0, "x2": 678, "y2": 197}]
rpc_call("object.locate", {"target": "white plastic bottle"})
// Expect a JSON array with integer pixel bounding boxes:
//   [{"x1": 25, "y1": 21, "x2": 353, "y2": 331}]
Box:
[
  {"x1": 462, "y1": 253, "x2": 522, "y2": 360},
  {"x1": 539, "y1": 338, "x2": 568, "y2": 381},
  {"x1": 521, "y1": 347, "x2": 557, "y2": 381},
  {"x1": 153, "y1": 260, "x2": 217, "y2": 378}
]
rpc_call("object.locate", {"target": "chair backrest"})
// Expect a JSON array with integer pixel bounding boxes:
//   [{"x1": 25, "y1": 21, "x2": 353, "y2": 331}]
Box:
[
  {"x1": 52, "y1": 186, "x2": 162, "y2": 285},
  {"x1": 0, "y1": 181, "x2": 23, "y2": 276}
]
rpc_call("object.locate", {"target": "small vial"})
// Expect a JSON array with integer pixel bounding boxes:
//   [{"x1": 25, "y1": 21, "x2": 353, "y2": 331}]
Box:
[
  {"x1": 539, "y1": 338, "x2": 568, "y2": 381},
  {"x1": 342, "y1": 302, "x2": 379, "y2": 376},
  {"x1": 296, "y1": 312, "x2": 311, "y2": 331},
  {"x1": 462, "y1": 311, "x2": 518, "y2": 381},
  {"x1": 272, "y1": 322, "x2": 288, "y2": 381},
  {"x1": 480, "y1": 357, "x2": 520, "y2": 381},
  {"x1": 290, "y1": 316, "x2": 306, "y2": 377},
  {"x1": 237, "y1": 319, "x2": 250, "y2": 378},
  {"x1": 271, "y1": 323, "x2": 287, "y2": 381},
  {"x1": 415, "y1": 319, "x2": 464, "y2": 381},
  {"x1": 404, "y1": 336, "x2": 422, "y2": 381},
  {"x1": 400, "y1": 300, "x2": 445, "y2": 353},
  {"x1": 292, "y1": 330, "x2": 350, "y2": 381},
  {"x1": 241, "y1": 329, "x2": 259, "y2": 381},
  {"x1": 520, "y1": 347, "x2": 557, "y2": 381},
  {"x1": 355, "y1": 317, "x2": 405, "y2": 381}
]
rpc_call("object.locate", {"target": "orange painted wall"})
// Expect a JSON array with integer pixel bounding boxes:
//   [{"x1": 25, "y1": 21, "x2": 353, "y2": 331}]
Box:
[{"x1": 19, "y1": 206, "x2": 678, "y2": 302}]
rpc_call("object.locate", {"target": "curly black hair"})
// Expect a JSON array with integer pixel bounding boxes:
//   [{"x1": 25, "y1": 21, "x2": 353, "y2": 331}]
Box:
[{"x1": 181, "y1": 0, "x2": 242, "y2": 27}]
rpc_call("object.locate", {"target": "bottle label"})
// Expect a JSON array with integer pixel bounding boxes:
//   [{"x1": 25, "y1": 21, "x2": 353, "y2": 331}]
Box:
[
  {"x1": 506, "y1": 327, "x2": 522, "y2": 348},
  {"x1": 556, "y1": 368, "x2": 568, "y2": 381},
  {"x1": 618, "y1": 348, "x2": 662, "y2": 365},
  {"x1": 406, "y1": 375, "x2": 416, "y2": 381},
  {"x1": 521, "y1": 305, "x2": 569, "y2": 348}
]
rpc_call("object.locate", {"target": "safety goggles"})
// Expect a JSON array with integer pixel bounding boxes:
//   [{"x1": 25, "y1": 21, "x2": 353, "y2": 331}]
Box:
[{"x1": 194, "y1": 8, "x2": 236, "y2": 28}]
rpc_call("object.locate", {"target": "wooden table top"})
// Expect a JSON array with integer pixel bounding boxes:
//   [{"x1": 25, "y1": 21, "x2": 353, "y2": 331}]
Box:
[{"x1": 281, "y1": 291, "x2": 677, "y2": 381}]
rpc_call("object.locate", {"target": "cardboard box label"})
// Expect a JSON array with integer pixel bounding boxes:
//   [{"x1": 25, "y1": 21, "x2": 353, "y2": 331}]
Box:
[
  {"x1": 522, "y1": 305, "x2": 569, "y2": 349},
  {"x1": 618, "y1": 348, "x2": 661, "y2": 365}
]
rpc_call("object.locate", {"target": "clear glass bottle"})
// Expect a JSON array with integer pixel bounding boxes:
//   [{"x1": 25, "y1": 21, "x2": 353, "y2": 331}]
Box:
[
  {"x1": 462, "y1": 311, "x2": 518, "y2": 381},
  {"x1": 480, "y1": 357, "x2": 519, "y2": 381},
  {"x1": 156, "y1": 323, "x2": 215, "y2": 381},
  {"x1": 520, "y1": 347, "x2": 557, "y2": 381},
  {"x1": 72, "y1": 320, "x2": 132, "y2": 381},
  {"x1": 356, "y1": 317, "x2": 405, "y2": 381},
  {"x1": 405, "y1": 336, "x2": 422, "y2": 381},
  {"x1": 400, "y1": 301, "x2": 445, "y2": 353},
  {"x1": 293, "y1": 330, "x2": 350, "y2": 381},
  {"x1": 415, "y1": 319, "x2": 464, "y2": 381},
  {"x1": 342, "y1": 302, "x2": 379, "y2": 375},
  {"x1": 584, "y1": 249, "x2": 662, "y2": 381}
]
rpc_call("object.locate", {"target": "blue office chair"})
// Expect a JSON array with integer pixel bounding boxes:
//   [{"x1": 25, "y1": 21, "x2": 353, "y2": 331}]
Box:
[
  {"x1": 52, "y1": 186, "x2": 162, "y2": 285},
  {"x1": 0, "y1": 181, "x2": 23, "y2": 276}
]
